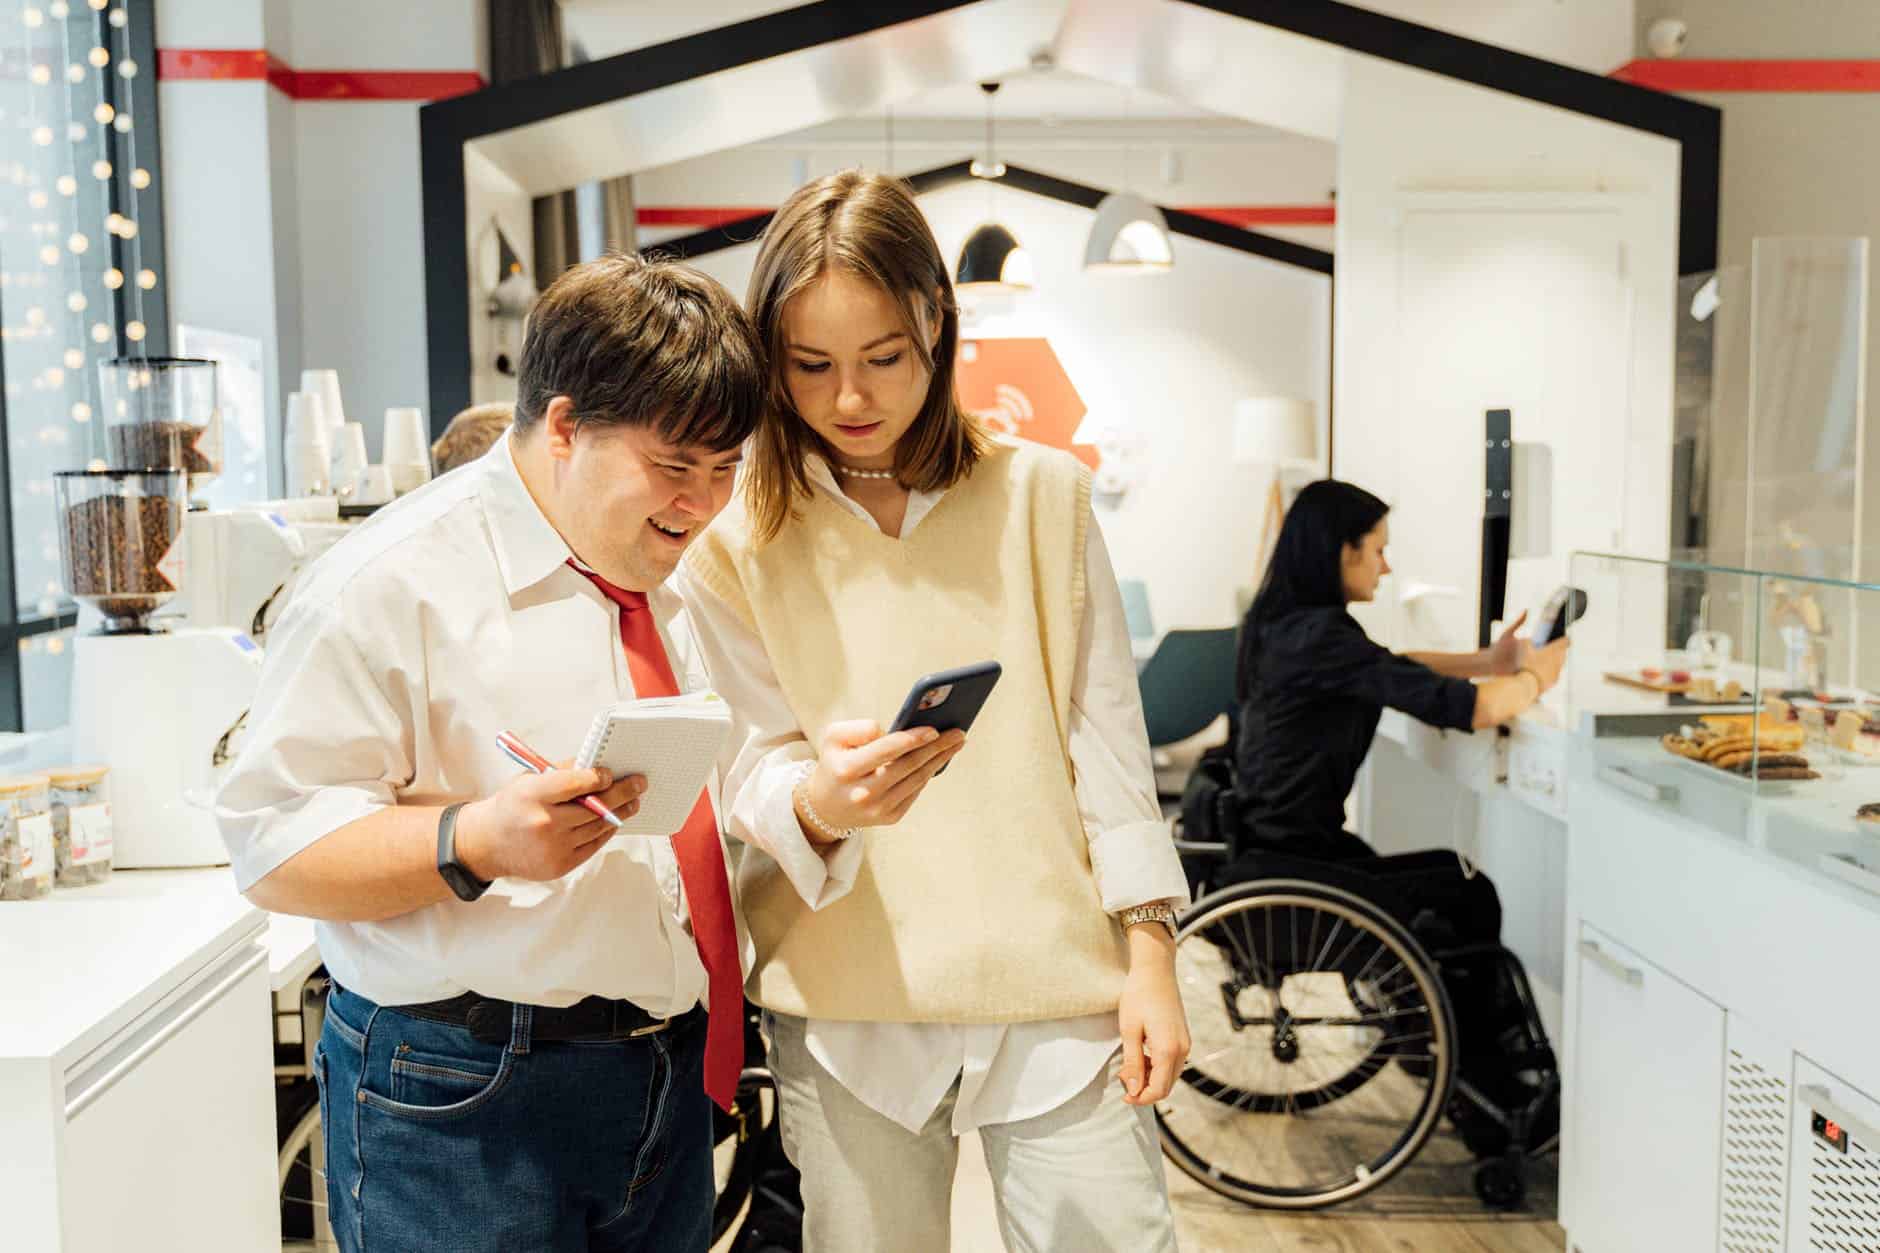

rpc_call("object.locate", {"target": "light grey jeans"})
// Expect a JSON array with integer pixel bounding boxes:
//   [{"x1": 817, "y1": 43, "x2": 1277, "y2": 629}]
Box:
[{"x1": 767, "y1": 1011, "x2": 1179, "y2": 1253}]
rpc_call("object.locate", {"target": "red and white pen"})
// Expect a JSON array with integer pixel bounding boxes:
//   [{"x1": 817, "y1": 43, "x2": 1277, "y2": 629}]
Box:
[{"x1": 494, "y1": 730, "x2": 623, "y2": 828}]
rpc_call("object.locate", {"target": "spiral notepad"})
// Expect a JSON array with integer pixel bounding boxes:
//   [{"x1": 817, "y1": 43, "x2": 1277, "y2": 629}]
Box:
[{"x1": 574, "y1": 692, "x2": 732, "y2": 836}]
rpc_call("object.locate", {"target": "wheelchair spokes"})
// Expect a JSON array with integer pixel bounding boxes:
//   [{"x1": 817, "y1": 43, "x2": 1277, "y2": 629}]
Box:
[{"x1": 1158, "y1": 881, "x2": 1456, "y2": 1209}]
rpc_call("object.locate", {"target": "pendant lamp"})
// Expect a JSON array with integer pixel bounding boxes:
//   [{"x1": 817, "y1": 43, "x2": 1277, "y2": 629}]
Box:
[
  {"x1": 956, "y1": 82, "x2": 1032, "y2": 292},
  {"x1": 1083, "y1": 191, "x2": 1174, "y2": 272}
]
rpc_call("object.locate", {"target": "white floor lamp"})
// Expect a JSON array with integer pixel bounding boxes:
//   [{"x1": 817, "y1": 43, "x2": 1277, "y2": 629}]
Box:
[{"x1": 1233, "y1": 397, "x2": 1318, "y2": 581}]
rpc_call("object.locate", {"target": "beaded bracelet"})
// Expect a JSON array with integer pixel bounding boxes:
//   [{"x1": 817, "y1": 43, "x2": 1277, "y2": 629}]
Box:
[{"x1": 793, "y1": 763, "x2": 855, "y2": 844}]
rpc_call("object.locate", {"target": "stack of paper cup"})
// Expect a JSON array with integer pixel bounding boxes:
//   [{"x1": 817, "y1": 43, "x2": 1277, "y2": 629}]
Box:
[
  {"x1": 284, "y1": 391, "x2": 331, "y2": 497},
  {"x1": 300, "y1": 369, "x2": 347, "y2": 444},
  {"x1": 353, "y1": 465, "x2": 394, "y2": 507},
  {"x1": 331, "y1": 422, "x2": 369, "y2": 500},
  {"x1": 381, "y1": 406, "x2": 432, "y2": 495}
]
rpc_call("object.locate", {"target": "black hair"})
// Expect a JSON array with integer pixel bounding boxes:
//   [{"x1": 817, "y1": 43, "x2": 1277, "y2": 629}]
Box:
[{"x1": 1235, "y1": 479, "x2": 1391, "y2": 701}]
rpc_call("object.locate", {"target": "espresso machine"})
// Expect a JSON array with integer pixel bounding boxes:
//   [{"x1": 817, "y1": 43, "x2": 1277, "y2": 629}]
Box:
[{"x1": 65, "y1": 358, "x2": 262, "y2": 868}]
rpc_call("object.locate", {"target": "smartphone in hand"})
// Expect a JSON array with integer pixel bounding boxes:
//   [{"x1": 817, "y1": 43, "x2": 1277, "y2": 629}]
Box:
[{"x1": 889, "y1": 662, "x2": 1001, "y2": 775}]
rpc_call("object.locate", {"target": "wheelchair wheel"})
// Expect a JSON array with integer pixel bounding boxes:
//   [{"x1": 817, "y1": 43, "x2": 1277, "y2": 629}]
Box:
[
  {"x1": 1156, "y1": 878, "x2": 1457, "y2": 1210},
  {"x1": 277, "y1": 1080, "x2": 336, "y2": 1250}
]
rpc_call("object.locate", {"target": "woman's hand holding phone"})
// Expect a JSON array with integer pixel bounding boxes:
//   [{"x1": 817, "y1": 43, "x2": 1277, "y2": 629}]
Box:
[{"x1": 796, "y1": 719, "x2": 967, "y2": 845}]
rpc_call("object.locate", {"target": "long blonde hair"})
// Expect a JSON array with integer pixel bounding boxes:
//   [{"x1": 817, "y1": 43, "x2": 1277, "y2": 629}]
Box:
[{"x1": 743, "y1": 170, "x2": 994, "y2": 542}]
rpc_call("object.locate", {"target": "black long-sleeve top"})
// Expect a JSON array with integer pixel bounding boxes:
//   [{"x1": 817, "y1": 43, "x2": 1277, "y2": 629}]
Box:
[{"x1": 1234, "y1": 608, "x2": 1477, "y2": 853}]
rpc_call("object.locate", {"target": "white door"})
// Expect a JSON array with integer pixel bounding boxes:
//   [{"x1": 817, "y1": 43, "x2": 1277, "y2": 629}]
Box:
[
  {"x1": 1570, "y1": 922, "x2": 1725, "y2": 1253},
  {"x1": 1387, "y1": 206, "x2": 1637, "y2": 654}
]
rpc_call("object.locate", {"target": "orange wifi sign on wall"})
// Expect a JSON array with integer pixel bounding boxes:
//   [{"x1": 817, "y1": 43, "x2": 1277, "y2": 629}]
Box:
[{"x1": 955, "y1": 338, "x2": 1100, "y2": 471}]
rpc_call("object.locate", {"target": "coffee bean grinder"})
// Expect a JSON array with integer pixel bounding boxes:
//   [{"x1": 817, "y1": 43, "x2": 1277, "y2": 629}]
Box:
[{"x1": 63, "y1": 358, "x2": 262, "y2": 868}]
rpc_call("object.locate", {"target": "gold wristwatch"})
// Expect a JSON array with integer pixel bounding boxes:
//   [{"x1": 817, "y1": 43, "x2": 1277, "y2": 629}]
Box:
[{"x1": 1118, "y1": 901, "x2": 1178, "y2": 939}]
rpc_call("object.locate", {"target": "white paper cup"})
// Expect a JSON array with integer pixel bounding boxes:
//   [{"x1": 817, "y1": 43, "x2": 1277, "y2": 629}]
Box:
[{"x1": 353, "y1": 464, "x2": 394, "y2": 507}]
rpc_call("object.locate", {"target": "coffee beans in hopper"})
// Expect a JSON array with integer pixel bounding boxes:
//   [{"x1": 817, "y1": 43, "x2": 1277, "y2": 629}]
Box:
[
  {"x1": 107, "y1": 421, "x2": 214, "y2": 475},
  {"x1": 63, "y1": 493, "x2": 179, "y2": 620}
]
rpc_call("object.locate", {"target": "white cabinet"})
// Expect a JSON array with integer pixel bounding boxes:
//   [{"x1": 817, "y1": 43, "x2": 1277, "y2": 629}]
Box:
[
  {"x1": 0, "y1": 892, "x2": 280, "y2": 1252},
  {"x1": 1787, "y1": 1059, "x2": 1880, "y2": 1252},
  {"x1": 1569, "y1": 923, "x2": 1724, "y2": 1253},
  {"x1": 60, "y1": 944, "x2": 278, "y2": 1251}
]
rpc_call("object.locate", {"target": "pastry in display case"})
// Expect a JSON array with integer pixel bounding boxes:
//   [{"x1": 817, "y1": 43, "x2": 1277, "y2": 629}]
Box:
[{"x1": 1568, "y1": 551, "x2": 1880, "y2": 900}]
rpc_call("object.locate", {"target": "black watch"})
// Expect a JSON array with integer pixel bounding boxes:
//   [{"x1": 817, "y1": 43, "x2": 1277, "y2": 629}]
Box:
[{"x1": 436, "y1": 802, "x2": 491, "y2": 902}]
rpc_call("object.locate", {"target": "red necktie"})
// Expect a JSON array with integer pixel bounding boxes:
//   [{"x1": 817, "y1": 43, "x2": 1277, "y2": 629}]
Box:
[{"x1": 570, "y1": 561, "x2": 742, "y2": 1112}]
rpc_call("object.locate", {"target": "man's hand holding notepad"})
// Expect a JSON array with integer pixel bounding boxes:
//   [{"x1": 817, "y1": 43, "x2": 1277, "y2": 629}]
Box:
[{"x1": 574, "y1": 692, "x2": 732, "y2": 836}]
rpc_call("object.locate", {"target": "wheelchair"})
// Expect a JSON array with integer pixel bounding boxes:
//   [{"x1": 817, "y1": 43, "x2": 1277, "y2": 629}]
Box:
[{"x1": 1162, "y1": 758, "x2": 1560, "y2": 1212}]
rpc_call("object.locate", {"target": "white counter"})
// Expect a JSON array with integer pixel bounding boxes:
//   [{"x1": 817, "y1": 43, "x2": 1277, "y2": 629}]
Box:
[{"x1": 0, "y1": 870, "x2": 302, "y2": 1251}]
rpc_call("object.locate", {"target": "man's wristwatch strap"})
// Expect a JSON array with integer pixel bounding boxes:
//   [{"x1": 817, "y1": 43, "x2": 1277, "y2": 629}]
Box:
[{"x1": 437, "y1": 802, "x2": 491, "y2": 902}]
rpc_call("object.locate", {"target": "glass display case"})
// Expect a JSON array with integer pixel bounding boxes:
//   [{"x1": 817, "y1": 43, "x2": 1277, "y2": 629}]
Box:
[{"x1": 1568, "y1": 550, "x2": 1880, "y2": 908}]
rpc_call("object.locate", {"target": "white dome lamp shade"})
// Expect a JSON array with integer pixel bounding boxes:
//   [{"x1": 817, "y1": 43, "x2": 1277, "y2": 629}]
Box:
[
  {"x1": 957, "y1": 222, "x2": 1034, "y2": 291},
  {"x1": 1083, "y1": 191, "x2": 1174, "y2": 273}
]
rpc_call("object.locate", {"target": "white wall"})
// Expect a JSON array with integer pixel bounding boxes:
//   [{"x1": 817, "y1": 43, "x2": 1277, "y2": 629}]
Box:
[
  {"x1": 685, "y1": 177, "x2": 1330, "y2": 631},
  {"x1": 156, "y1": 0, "x2": 483, "y2": 486},
  {"x1": 1360, "y1": 0, "x2": 1637, "y2": 74},
  {"x1": 1333, "y1": 54, "x2": 1679, "y2": 651}
]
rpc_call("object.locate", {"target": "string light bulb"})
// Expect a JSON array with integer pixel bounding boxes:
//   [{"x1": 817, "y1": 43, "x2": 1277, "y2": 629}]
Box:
[
  {"x1": 105, "y1": 212, "x2": 125, "y2": 235},
  {"x1": 62, "y1": 348, "x2": 82, "y2": 368},
  {"x1": 24, "y1": 307, "x2": 44, "y2": 327},
  {"x1": 29, "y1": 64, "x2": 49, "y2": 85},
  {"x1": 70, "y1": 402, "x2": 89, "y2": 421},
  {"x1": 55, "y1": 175, "x2": 75, "y2": 196},
  {"x1": 130, "y1": 167, "x2": 149, "y2": 190},
  {"x1": 65, "y1": 232, "x2": 87, "y2": 254},
  {"x1": 44, "y1": 367, "x2": 63, "y2": 385},
  {"x1": 102, "y1": 267, "x2": 122, "y2": 289},
  {"x1": 65, "y1": 292, "x2": 84, "y2": 312},
  {"x1": 27, "y1": 190, "x2": 46, "y2": 209},
  {"x1": 87, "y1": 46, "x2": 108, "y2": 68},
  {"x1": 21, "y1": 7, "x2": 43, "y2": 27},
  {"x1": 30, "y1": 126, "x2": 51, "y2": 146},
  {"x1": 116, "y1": 219, "x2": 135, "y2": 238},
  {"x1": 90, "y1": 158, "x2": 109, "y2": 180},
  {"x1": 66, "y1": 121, "x2": 85, "y2": 142},
  {"x1": 89, "y1": 322, "x2": 109, "y2": 342},
  {"x1": 108, "y1": 5, "x2": 124, "y2": 25},
  {"x1": 49, "y1": 0, "x2": 67, "y2": 15},
  {"x1": 65, "y1": 63, "x2": 82, "y2": 84},
  {"x1": 92, "y1": 102, "x2": 113, "y2": 125},
  {"x1": 117, "y1": 57, "x2": 135, "y2": 78},
  {"x1": 37, "y1": 245, "x2": 57, "y2": 266},
  {"x1": 125, "y1": 320, "x2": 145, "y2": 342},
  {"x1": 87, "y1": 0, "x2": 105, "y2": 10},
  {"x1": 136, "y1": 268, "x2": 155, "y2": 289},
  {"x1": 112, "y1": 113, "x2": 129, "y2": 133}
]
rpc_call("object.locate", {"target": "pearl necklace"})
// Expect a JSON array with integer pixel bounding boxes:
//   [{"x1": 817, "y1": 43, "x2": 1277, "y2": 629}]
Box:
[{"x1": 835, "y1": 464, "x2": 897, "y2": 480}]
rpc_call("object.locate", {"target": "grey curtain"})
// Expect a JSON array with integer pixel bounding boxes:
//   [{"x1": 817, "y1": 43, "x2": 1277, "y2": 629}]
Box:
[{"x1": 489, "y1": 0, "x2": 636, "y2": 277}]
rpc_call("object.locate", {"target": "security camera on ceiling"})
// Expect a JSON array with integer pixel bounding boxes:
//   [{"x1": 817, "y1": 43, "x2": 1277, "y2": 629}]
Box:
[{"x1": 1647, "y1": 17, "x2": 1688, "y2": 59}]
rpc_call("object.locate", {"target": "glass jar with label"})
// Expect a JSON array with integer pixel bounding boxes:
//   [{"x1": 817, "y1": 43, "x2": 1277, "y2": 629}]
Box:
[
  {"x1": 0, "y1": 774, "x2": 55, "y2": 900},
  {"x1": 49, "y1": 766, "x2": 112, "y2": 886}
]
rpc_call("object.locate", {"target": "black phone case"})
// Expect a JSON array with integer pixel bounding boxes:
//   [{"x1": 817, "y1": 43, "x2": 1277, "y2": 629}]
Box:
[
  {"x1": 889, "y1": 661, "x2": 1003, "y2": 737},
  {"x1": 1534, "y1": 587, "x2": 1589, "y2": 646}
]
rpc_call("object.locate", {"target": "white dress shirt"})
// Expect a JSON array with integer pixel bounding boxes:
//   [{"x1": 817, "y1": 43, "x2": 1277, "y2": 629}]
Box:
[
  {"x1": 217, "y1": 436, "x2": 715, "y2": 1016},
  {"x1": 681, "y1": 450, "x2": 1190, "y2": 1133}
]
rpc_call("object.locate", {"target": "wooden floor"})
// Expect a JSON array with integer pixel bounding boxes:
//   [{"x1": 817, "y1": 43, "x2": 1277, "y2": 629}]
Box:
[{"x1": 1164, "y1": 1142, "x2": 1564, "y2": 1253}]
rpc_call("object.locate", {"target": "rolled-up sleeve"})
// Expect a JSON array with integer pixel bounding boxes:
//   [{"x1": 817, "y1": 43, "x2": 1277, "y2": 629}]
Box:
[
  {"x1": 1074, "y1": 519, "x2": 1191, "y2": 913},
  {"x1": 215, "y1": 598, "x2": 412, "y2": 892}
]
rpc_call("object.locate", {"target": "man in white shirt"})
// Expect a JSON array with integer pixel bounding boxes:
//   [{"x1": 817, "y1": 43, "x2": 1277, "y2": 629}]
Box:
[{"x1": 216, "y1": 254, "x2": 761, "y2": 1253}]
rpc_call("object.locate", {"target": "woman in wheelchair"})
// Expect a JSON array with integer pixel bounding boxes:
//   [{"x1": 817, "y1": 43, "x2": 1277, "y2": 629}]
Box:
[{"x1": 1161, "y1": 479, "x2": 1569, "y2": 1212}]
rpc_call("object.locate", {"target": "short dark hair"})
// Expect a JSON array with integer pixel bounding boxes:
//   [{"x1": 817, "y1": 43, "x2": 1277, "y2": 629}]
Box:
[{"x1": 514, "y1": 252, "x2": 764, "y2": 453}]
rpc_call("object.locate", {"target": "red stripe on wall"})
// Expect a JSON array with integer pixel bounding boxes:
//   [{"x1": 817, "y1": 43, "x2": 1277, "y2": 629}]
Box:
[
  {"x1": 1613, "y1": 59, "x2": 1880, "y2": 92},
  {"x1": 1180, "y1": 205, "x2": 1336, "y2": 227},
  {"x1": 158, "y1": 49, "x2": 484, "y2": 100},
  {"x1": 638, "y1": 204, "x2": 1338, "y2": 229}
]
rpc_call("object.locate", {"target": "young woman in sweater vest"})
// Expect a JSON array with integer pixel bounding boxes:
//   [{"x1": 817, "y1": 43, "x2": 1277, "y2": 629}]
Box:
[{"x1": 682, "y1": 171, "x2": 1190, "y2": 1251}]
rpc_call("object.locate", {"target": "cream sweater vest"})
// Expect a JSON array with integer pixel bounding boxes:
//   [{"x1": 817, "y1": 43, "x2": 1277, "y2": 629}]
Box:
[{"x1": 686, "y1": 441, "x2": 1129, "y2": 1023}]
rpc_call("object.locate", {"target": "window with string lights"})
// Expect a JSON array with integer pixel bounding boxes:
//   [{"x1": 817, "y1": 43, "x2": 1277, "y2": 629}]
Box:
[{"x1": 0, "y1": 0, "x2": 166, "y2": 730}]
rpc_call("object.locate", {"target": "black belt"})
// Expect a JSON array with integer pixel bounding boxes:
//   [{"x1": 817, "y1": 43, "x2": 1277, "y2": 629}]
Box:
[{"x1": 392, "y1": 991, "x2": 688, "y2": 1045}]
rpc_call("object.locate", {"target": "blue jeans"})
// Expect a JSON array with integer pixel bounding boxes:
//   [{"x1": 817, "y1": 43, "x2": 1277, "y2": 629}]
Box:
[{"x1": 315, "y1": 984, "x2": 713, "y2": 1253}]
